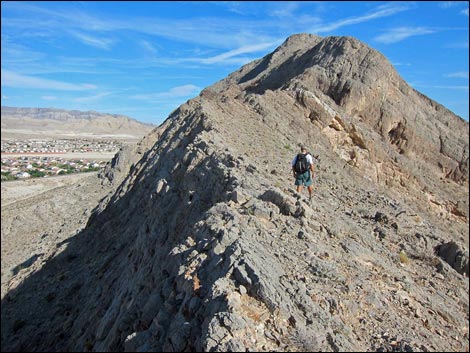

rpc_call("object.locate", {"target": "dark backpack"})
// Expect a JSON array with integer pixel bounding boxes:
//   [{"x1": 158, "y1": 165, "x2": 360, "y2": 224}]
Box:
[{"x1": 294, "y1": 153, "x2": 310, "y2": 174}]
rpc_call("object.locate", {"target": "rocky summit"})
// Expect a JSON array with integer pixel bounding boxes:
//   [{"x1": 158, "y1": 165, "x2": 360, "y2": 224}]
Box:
[{"x1": 1, "y1": 34, "x2": 468, "y2": 352}]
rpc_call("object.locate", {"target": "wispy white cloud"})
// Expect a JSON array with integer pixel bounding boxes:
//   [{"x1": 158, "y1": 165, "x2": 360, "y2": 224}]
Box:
[
  {"x1": 69, "y1": 31, "x2": 114, "y2": 50},
  {"x1": 140, "y1": 40, "x2": 158, "y2": 55},
  {"x1": 195, "y1": 41, "x2": 282, "y2": 64},
  {"x1": 1, "y1": 2, "x2": 285, "y2": 51},
  {"x1": 374, "y1": 27, "x2": 436, "y2": 44},
  {"x1": 445, "y1": 71, "x2": 469, "y2": 79},
  {"x1": 196, "y1": 57, "x2": 256, "y2": 66},
  {"x1": 439, "y1": 1, "x2": 462, "y2": 9},
  {"x1": 268, "y1": 2, "x2": 301, "y2": 18},
  {"x1": 1, "y1": 36, "x2": 46, "y2": 64},
  {"x1": 445, "y1": 41, "x2": 470, "y2": 49},
  {"x1": 2, "y1": 2, "x2": 115, "y2": 32},
  {"x1": 392, "y1": 62, "x2": 412, "y2": 67},
  {"x1": 438, "y1": 2, "x2": 468, "y2": 15},
  {"x1": 216, "y1": 1, "x2": 247, "y2": 15},
  {"x1": 74, "y1": 92, "x2": 113, "y2": 102},
  {"x1": 414, "y1": 83, "x2": 469, "y2": 90},
  {"x1": 311, "y1": 2, "x2": 412, "y2": 33},
  {"x1": 1, "y1": 70, "x2": 97, "y2": 91},
  {"x1": 131, "y1": 84, "x2": 200, "y2": 100},
  {"x1": 42, "y1": 95, "x2": 57, "y2": 100},
  {"x1": 165, "y1": 85, "x2": 200, "y2": 97},
  {"x1": 134, "y1": 19, "x2": 281, "y2": 50}
]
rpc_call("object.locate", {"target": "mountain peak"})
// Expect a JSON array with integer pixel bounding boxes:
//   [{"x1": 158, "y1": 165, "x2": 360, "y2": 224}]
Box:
[
  {"x1": 216, "y1": 34, "x2": 396, "y2": 98},
  {"x1": 280, "y1": 32, "x2": 322, "y2": 48}
]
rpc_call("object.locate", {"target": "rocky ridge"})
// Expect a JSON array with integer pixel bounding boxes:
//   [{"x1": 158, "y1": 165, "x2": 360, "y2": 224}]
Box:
[{"x1": 1, "y1": 34, "x2": 468, "y2": 352}]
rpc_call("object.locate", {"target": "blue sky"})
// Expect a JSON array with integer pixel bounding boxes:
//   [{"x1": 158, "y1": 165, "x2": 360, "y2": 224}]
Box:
[{"x1": 1, "y1": 1, "x2": 469, "y2": 124}]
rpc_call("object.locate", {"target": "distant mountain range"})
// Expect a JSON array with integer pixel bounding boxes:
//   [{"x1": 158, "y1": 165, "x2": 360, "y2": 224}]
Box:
[{"x1": 1, "y1": 106, "x2": 155, "y2": 141}]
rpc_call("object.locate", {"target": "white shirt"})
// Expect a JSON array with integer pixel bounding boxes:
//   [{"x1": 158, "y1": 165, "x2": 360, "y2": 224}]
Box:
[{"x1": 292, "y1": 153, "x2": 314, "y2": 167}]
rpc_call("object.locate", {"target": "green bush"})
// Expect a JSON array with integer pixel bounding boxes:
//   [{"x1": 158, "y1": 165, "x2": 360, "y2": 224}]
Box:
[
  {"x1": 83, "y1": 166, "x2": 101, "y2": 172},
  {"x1": 29, "y1": 169, "x2": 46, "y2": 178},
  {"x1": 1, "y1": 172, "x2": 17, "y2": 181},
  {"x1": 58, "y1": 164, "x2": 74, "y2": 171}
]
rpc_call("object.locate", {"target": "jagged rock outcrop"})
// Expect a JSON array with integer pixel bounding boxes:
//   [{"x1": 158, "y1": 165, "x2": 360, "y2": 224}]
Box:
[
  {"x1": 98, "y1": 125, "x2": 163, "y2": 186},
  {"x1": 1, "y1": 34, "x2": 468, "y2": 352},
  {"x1": 436, "y1": 241, "x2": 469, "y2": 276}
]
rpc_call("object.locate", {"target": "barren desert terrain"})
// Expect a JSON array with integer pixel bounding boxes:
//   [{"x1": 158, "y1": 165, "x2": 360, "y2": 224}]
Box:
[{"x1": 1, "y1": 170, "x2": 110, "y2": 299}]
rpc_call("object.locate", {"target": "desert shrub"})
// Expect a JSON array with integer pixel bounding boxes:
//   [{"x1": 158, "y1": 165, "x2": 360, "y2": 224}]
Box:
[{"x1": 399, "y1": 250, "x2": 410, "y2": 264}]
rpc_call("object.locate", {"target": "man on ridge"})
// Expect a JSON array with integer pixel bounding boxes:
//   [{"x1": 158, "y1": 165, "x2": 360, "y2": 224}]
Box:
[{"x1": 292, "y1": 146, "x2": 315, "y2": 201}]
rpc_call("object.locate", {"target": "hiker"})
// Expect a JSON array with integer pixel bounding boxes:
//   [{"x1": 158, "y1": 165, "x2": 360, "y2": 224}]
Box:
[{"x1": 292, "y1": 146, "x2": 315, "y2": 200}]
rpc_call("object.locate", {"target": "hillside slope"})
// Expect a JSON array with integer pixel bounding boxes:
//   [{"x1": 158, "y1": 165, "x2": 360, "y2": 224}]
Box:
[{"x1": 1, "y1": 34, "x2": 468, "y2": 352}]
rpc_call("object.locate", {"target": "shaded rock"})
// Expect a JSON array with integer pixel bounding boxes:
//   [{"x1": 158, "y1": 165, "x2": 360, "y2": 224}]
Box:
[
  {"x1": 436, "y1": 241, "x2": 469, "y2": 276},
  {"x1": 259, "y1": 189, "x2": 297, "y2": 216}
]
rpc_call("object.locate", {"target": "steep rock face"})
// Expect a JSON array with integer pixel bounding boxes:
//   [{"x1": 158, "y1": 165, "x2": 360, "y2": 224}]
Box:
[{"x1": 1, "y1": 34, "x2": 469, "y2": 352}]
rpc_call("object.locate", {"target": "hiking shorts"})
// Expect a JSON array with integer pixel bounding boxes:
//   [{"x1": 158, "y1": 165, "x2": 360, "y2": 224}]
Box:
[{"x1": 295, "y1": 171, "x2": 313, "y2": 187}]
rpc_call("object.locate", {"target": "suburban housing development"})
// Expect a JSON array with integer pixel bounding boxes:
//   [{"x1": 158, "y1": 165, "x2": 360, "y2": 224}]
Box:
[{"x1": 1, "y1": 138, "x2": 120, "y2": 180}]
